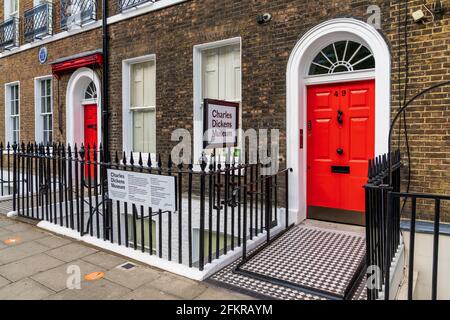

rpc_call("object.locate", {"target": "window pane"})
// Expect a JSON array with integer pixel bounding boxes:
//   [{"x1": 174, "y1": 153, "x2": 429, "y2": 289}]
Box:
[
  {"x1": 46, "y1": 79, "x2": 51, "y2": 96},
  {"x1": 309, "y1": 41, "x2": 374, "y2": 75},
  {"x1": 202, "y1": 44, "x2": 241, "y2": 102},
  {"x1": 132, "y1": 110, "x2": 155, "y2": 153},
  {"x1": 41, "y1": 96, "x2": 46, "y2": 113},
  {"x1": 41, "y1": 80, "x2": 46, "y2": 97}
]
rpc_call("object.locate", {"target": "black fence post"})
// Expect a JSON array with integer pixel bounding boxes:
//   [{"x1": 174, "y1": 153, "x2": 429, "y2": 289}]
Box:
[
  {"x1": 79, "y1": 145, "x2": 86, "y2": 236},
  {"x1": 199, "y1": 156, "x2": 207, "y2": 271},
  {"x1": 265, "y1": 175, "x2": 272, "y2": 242},
  {"x1": 12, "y1": 143, "x2": 17, "y2": 212}
]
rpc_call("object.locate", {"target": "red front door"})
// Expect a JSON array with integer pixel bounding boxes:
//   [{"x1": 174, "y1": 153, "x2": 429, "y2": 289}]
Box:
[
  {"x1": 307, "y1": 80, "x2": 375, "y2": 215},
  {"x1": 84, "y1": 104, "x2": 97, "y2": 177}
]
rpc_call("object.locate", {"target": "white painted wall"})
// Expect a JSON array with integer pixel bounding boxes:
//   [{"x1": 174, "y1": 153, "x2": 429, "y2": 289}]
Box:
[{"x1": 402, "y1": 230, "x2": 450, "y2": 300}]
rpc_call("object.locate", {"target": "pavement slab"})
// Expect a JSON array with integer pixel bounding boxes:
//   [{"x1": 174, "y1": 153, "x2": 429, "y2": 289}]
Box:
[
  {"x1": 0, "y1": 275, "x2": 10, "y2": 289},
  {"x1": 31, "y1": 259, "x2": 106, "y2": 292},
  {"x1": 45, "y1": 243, "x2": 98, "y2": 262},
  {"x1": 46, "y1": 279, "x2": 131, "y2": 300},
  {"x1": 104, "y1": 265, "x2": 162, "y2": 290},
  {"x1": 0, "y1": 278, "x2": 55, "y2": 300},
  {"x1": 1, "y1": 222, "x2": 34, "y2": 233},
  {"x1": 149, "y1": 273, "x2": 208, "y2": 299},
  {"x1": 81, "y1": 251, "x2": 127, "y2": 270},
  {"x1": 121, "y1": 284, "x2": 180, "y2": 300},
  {"x1": 35, "y1": 235, "x2": 72, "y2": 249},
  {"x1": 0, "y1": 241, "x2": 50, "y2": 264},
  {"x1": 0, "y1": 229, "x2": 48, "y2": 244},
  {"x1": 195, "y1": 287, "x2": 255, "y2": 300},
  {"x1": 0, "y1": 253, "x2": 65, "y2": 282}
]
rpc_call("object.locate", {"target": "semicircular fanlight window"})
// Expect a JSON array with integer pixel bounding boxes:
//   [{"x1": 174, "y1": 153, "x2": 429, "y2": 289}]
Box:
[
  {"x1": 84, "y1": 81, "x2": 98, "y2": 100},
  {"x1": 309, "y1": 40, "x2": 375, "y2": 76}
]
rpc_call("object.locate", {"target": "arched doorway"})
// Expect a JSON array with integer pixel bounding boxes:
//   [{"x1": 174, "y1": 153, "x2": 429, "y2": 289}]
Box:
[
  {"x1": 286, "y1": 18, "x2": 391, "y2": 225},
  {"x1": 66, "y1": 67, "x2": 102, "y2": 148}
]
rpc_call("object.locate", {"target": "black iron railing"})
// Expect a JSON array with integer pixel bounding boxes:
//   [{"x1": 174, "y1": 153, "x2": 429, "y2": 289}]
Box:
[
  {"x1": 24, "y1": 2, "x2": 53, "y2": 43},
  {"x1": 364, "y1": 150, "x2": 401, "y2": 300},
  {"x1": 0, "y1": 17, "x2": 19, "y2": 51},
  {"x1": 12, "y1": 142, "x2": 291, "y2": 271},
  {"x1": 0, "y1": 143, "x2": 15, "y2": 197},
  {"x1": 388, "y1": 192, "x2": 450, "y2": 300},
  {"x1": 60, "y1": 0, "x2": 97, "y2": 30},
  {"x1": 119, "y1": 0, "x2": 160, "y2": 11}
]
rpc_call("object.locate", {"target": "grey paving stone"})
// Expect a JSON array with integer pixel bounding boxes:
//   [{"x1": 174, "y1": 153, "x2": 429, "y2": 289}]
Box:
[
  {"x1": 0, "y1": 241, "x2": 49, "y2": 264},
  {"x1": 46, "y1": 279, "x2": 131, "y2": 300},
  {"x1": 0, "y1": 278, "x2": 55, "y2": 300},
  {"x1": 0, "y1": 228, "x2": 12, "y2": 238},
  {"x1": 0, "y1": 253, "x2": 65, "y2": 282},
  {"x1": 195, "y1": 287, "x2": 255, "y2": 300},
  {"x1": 0, "y1": 219, "x2": 15, "y2": 228},
  {"x1": 122, "y1": 284, "x2": 180, "y2": 300},
  {"x1": 46, "y1": 243, "x2": 98, "y2": 262},
  {"x1": 149, "y1": 273, "x2": 208, "y2": 299},
  {"x1": 31, "y1": 260, "x2": 106, "y2": 292},
  {"x1": 81, "y1": 251, "x2": 127, "y2": 270},
  {"x1": 104, "y1": 266, "x2": 162, "y2": 290},
  {"x1": 2, "y1": 222, "x2": 33, "y2": 233},
  {"x1": 0, "y1": 229, "x2": 48, "y2": 244},
  {"x1": 0, "y1": 275, "x2": 10, "y2": 289},
  {"x1": 35, "y1": 235, "x2": 72, "y2": 249}
]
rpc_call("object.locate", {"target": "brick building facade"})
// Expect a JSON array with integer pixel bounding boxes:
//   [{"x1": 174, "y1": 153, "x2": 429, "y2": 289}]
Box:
[{"x1": 0, "y1": 0, "x2": 448, "y2": 223}]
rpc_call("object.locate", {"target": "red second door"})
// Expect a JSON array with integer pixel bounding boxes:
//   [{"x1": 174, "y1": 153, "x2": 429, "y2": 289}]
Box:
[
  {"x1": 307, "y1": 80, "x2": 375, "y2": 220},
  {"x1": 84, "y1": 104, "x2": 98, "y2": 178}
]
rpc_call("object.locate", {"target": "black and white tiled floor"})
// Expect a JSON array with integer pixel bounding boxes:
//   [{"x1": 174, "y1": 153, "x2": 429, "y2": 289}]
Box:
[{"x1": 208, "y1": 223, "x2": 367, "y2": 300}]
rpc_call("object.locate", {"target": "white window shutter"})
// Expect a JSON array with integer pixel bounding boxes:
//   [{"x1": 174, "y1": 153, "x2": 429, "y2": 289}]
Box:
[
  {"x1": 133, "y1": 111, "x2": 144, "y2": 152},
  {"x1": 143, "y1": 61, "x2": 156, "y2": 108},
  {"x1": 202, "y1": 49, "x2": 219, "y2": 99},
  {"x1": 131, "y1": 64, "x2": 144, "y2": 109},
  {"x1": 131, "y1": 60, "x2": 157, "y2": 153}
]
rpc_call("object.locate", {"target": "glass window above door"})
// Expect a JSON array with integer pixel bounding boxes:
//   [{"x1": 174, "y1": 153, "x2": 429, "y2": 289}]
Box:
[{"x1": 309, "y1": 40, "x2": 375, "y2": 76}]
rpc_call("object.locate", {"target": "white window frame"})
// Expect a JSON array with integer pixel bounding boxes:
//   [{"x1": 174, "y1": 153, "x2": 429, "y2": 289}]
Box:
[
  {"x1": 5, "y1": 81, "x2": 20, "y2": 145},
  {"x1": 4, "y1": 0, "x2": 19, "y2": 19},
  {"x1": 34, "y1": 75, "x2": 53, "y2": 145},
  {"x1": 122, "y1": 54, "x2": 157, "y2": 163},
  {"x1": 193, "y1": 37, "x2": 242, "y2": 164}
]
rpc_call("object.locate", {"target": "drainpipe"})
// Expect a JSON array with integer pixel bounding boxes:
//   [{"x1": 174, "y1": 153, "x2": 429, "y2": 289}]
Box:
[
  {"x1": 101, "y1": 0, "x2": 110, "y2": 240},
  {"x1": 101, "y1": 0, "x2": 109, "y2": 158}
]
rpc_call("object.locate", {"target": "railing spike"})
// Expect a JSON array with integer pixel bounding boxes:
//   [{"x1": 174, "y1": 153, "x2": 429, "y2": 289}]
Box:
[
  {"x1": 147, "y1": 153, "x2": 152, "y2": 168},
  {"x1": 138, "y1": 152, "x2": 143, "y2": 166}
]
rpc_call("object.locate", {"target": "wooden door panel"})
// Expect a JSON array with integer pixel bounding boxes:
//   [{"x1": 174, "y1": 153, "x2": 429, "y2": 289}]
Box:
[{"x1": 307, "y1": 80, "x2": 375, "y2": 215}]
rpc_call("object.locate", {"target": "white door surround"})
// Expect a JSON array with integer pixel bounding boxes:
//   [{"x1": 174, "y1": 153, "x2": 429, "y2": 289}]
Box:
[
  {"x1": 66, "y1": 67, "x2": 102, "y2": 147},
  {"x1": 286, "y1": 18, "x2": 391, "y2": 224}
]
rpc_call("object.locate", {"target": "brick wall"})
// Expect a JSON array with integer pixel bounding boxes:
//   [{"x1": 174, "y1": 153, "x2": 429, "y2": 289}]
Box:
[
  {"x1": 389, "y1": 0, "x2": 450, "y2": 220},
  {"x1": 0, "y1": 0, "x2": 448, "y2": 220}
]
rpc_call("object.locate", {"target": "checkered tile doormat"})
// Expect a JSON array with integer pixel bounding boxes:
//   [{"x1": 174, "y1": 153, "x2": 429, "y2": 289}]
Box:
[{"x1": 208, "y1": 224, "x2": 367, "y2": 300}]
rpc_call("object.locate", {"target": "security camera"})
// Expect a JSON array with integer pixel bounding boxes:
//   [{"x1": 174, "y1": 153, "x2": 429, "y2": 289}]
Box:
[
  {"x1": 412, "y1": 9, "x2": 425, "y2": 23},
  {"x1": 257, "y1": 13, "x2": 272, "y2": 24}
]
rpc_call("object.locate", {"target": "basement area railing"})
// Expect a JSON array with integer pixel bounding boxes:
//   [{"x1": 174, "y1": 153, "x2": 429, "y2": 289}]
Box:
[
  {"x1": 365, "y1": 150, "x2": 450, "y2": 300},
  {"x1": 60, "y1": 0, "x2": 97, "y2": 30},
  {"x1": 24, "y1": 2, "x2": 53, "y2": 43},
  {"x1": 364, "y1": 150, "x2": 401, "y2": 300},
  {"x1": 0, "y1": 17, "x2": 19, "y2": 51},
  {"x1": 11, "y1": 142, "x2": 291, "y2": 272}
]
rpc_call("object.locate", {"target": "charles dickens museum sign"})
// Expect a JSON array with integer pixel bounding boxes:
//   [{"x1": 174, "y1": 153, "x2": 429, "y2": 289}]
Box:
[
  {"x1": 203, "y1": 99, "x2": 239, "y2": 148},
  {"x1": 107, "y1": 170, "x2": 176, "y2": 212}
]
